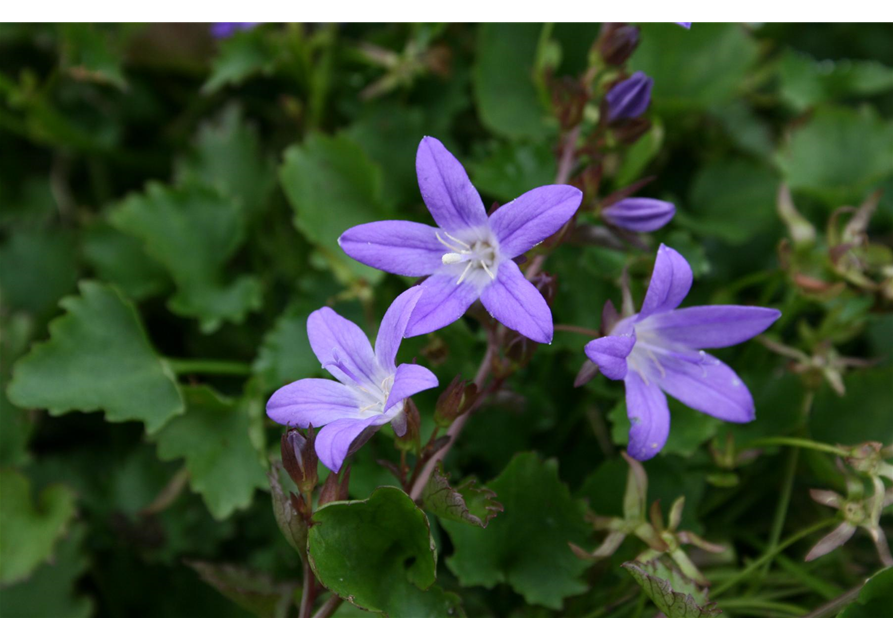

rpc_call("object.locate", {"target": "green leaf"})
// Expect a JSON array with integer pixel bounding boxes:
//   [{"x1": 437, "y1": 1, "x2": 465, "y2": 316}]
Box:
[
  {"x1": 82, "y1": 222, "x2": 169, "y2": 301},
  {"x1": 110, "y1": 182, "x2": 262, "y2": 332},
  {"x1": 777, "y1": 106, "x2": 893, "y2": 204},
  {"x1": 623, "y1": 560, "x2": 721, "y2": 618},
  {"x1": 474, "y1": 24, "x2": 553, "y2": 140},
  {"x1": 686, "y1": 159, "x2": 780, "y2": 244},
  {"x1": 152, "y1": 385, "x2": 267, "y2": 520},
  {"x1": 279, "y1": 133, "x2": 387, "y2": 283},
  {"x1": 0, "y1": 228, "x2": 79, "y2": 317},
  {"x1": 630, "y1": 23, "x2": 759, "y2": 110},
  {"x1": 811, "y1": 368, "x2": 893, "y2": 445},
  {"x1": 0, "y1": 524, "x2": 93, "y2": 616},
  {"x1": 308, "y1": 486, "x2": 459, "y2": 617},
  {"x1": 838, "y1": 566, "x2": 893, "y2": 617},
  {"x1": 609, "y1": 397, "x2": 718, "y2": 459},
  {"x1": 185, "y1": 560, "x2": 297, "y2": 618},
  {"x1": 7, "y1": 281, "x2": 184, "y2": 433},
  {"x1": 1, "y1": 314, "x2": 35, "y2": 466},
  {"x1": 421, "y1": 463, "x2": 503, "y2": 529},
  {"x1": 615, "y1": 122, "x2": 665, "y2": 187},
  {"x1": 176, "y1": 105, "x2": 275, "y2": 216},
  {"x1": 470, "y1": 140, "x2": 557, "y2": 203},
  {"x1": 252, "y1": 300, "x2": 322, "y2": 393},
  {"x1": 0, "y1": 469, "x2": 77, "y2": 586},
  {"x1": 779, "y1": 49, "x2": 893, "y2": 112},
  {"x1": 60, "y1": 24, "x2": 127, "y2": 90},
  {"x1": 203, "y1": 29, "x2": 277, "y2": 94},
  {"x1": 442, "y1": 452, "x2": 590, "y2": 609}
]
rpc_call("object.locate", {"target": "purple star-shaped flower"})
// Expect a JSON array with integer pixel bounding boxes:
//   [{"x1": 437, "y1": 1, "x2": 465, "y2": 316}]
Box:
[
  {"x1": 266, "y1": 288, "x2": 438, "y2": 472},
  {"x1": 339, "y1": 137, "x2": 583, "y2": 343},
  {"x1": 584, "y1": 245, "x2": 781, "y2": 461}
]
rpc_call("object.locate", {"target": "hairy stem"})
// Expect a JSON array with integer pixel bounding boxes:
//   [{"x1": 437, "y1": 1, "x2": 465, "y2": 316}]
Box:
[{"x1": 299, "y1": 567, "x2": 316, "y2": 618}]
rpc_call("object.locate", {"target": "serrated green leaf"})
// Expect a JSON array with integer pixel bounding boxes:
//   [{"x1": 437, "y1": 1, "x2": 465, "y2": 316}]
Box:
[
  {"x1": 186, "y1": 560, "x2": 297, "y2": 618},
  {"x1": 442, "y1": 452, "x2": 590, "y2": 609},
  {"x1": 623, "y1": 560, "x2": 721, "y2": 618},
  {"x1": 779, "y1": 49, "x2": 893, "y2": 112},
  {"x1": 82, "y1": 222, "x2": 169, "y2": 301},
  {"x1": 421, "y1": 463, "x2": 503, "y2": 529},
  {"x1": 203, "y1": 29, "x2": 277, "y2": 94},
  {"x1": 838, "y1": 566, "x2": 893, "y2": 617},
  {"x1": 0, "y1": 469, "x2": 77, "y2": 586},
  {"x1": 7, "y1": 281, "x2": 184, "y2": 432},
  {"x1": 152, "y1": 385, "x2": 267, "y2": 520},
  {"x1": 308, "y1": 486, "x2": 460, "y2": 617},
  {"x1": 252, "y1": 301, "x2": 321, "y2": 394},
  {"x1": 279, "y1": 133, "x2": 387, "y2": 283},
  {"x1": 60, "y1": 24, "x2": 127, "y2": 90},
  {"x1": 1, "y1": 314, "x2": 35, "y2": 466},
  {"x1": 777, "y1": 106, "x2": 893, "y2": 204},
  {"x1": 110, "y1": 182, "x2": 261, "y2": 332},
  {"x1": 0, "y1": 524, "x2": 93, "y2": 616},
  {"x1": 176, "y1": 105, "x2": 275, "y2": 216},
  {"x1": 474, "y1": 24, "x2": 553, "y2": 140}
]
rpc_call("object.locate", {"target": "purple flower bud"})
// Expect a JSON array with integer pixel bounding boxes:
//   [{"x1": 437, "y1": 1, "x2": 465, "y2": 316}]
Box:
[
  {"x1": 602, "y1": 197, "x2": 675, "y2": 232},
  {"x1": 280, "y1": 428, "x2": 318, "y2": 493},
  {"x1": 210, "y1": 23, "x2": 260, "y2": 39},
  {"x1": 597, "y1": 23, "x2": 640, "y2": 66},
  {"x1": 605, "y1": 72, "x2": 653, "y2": 123}
]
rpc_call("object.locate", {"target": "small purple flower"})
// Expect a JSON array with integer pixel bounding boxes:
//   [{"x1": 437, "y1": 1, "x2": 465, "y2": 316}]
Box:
[
  {"x1": 210, "y1": 23, "x2": 260, "y2": 39},
  {"x1": 584, "y1": 245, "x2": 781, "y2": 461},
  {"x1": 266, "y1": 288, "x2": 438, "y2": 472},
  {"x1": 605, "y1": 71, "x2": 653, "y2": 123},
  {"x1": 339, "y1": 137, "x2": 583, "y2": 344},
  {"x1": 602, "y1": 198, "x2": 675, "y2": 233},
  {"x1": 675, "y1": 23, "x2": 692, "y2": 29}
]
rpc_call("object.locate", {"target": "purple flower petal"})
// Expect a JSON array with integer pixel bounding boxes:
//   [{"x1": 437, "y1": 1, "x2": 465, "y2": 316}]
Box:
[
  {"x1": 638, "y1": 244, "x2": 692, "y2": 320},
  {"x1": 384, "y1": 362, "x2": 438, "y2": 413},
  {"x1": 266, "y1": 378, "x2": 359, "y2": 428},
  {"x1": 338, "y1": 220, "x2": 445, "y2": 277},
  {"x1": 584, "y1": 333, "x2": 636, "y2": 380},
  {"x1": 624, "y1": 370, "x2": 670, "y2": 461},
  {"x1": 489, "y1": 185, "x2": 583, "y2": 258},
  {"x1": 675, "y1": 22, "x2": 692, "y2": 29},
  {"x1": 652, "y1": 351, "x2": 756, "y2": 423},
  {"x1": 307, "y1": 307, "x2": 377, "y2": 387},
  {"x1": 643, "y1": 306, "x2": 781, "y2": 349},
  {"x1": 479, "y1": 259, "x2": 553, "y2": 344},
  {"x1": 315, "y1": 416, "x2": 379, "y2": 472},
  {"x1": 606, "y1": 71, "x2": 653, "y2": 122},
  {"x1": 210, "y1": 22, "x2": 259, "y2": 39},
  {"x1": 405, "y1": 273, "x2": 481, "y2": 337},
  {"x1": 374, "y1": 287, "x2": 424, "y2": 371},
  {"x1": 602, "y1": 198, "x2": 675, "y2": 233},
  {"x1": 416, "y1": 137, "x2": 488, "y2": 233}
]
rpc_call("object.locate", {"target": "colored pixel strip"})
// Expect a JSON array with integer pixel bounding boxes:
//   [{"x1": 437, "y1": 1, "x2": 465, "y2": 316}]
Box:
[{"x1": 93, "y1": 618, "x2": 893, "y2": 624}]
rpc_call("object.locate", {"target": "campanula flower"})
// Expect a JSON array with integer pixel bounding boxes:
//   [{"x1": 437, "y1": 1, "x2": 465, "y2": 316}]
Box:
[
  {"x1": 210, "y1": 23, "x2": 260, "y2": 39},
  {"x1": 605, "y1": 71, "x2": 653, "y2": 122},
  {"x1": 602, "y1": 197, "x2": 675, "y2": 232},
  {"x1": 676, "y1": 23, "x2": 692, "y2": 29},
  {"x1": 584, "y1": 245, "x2": 781, "y2": 460},
  {"x1": 266, "y1": 288, "x2": 438, "y2": 472},
  {"x1": 339, "y1": 136, "x2": 583, "y2": 343}
]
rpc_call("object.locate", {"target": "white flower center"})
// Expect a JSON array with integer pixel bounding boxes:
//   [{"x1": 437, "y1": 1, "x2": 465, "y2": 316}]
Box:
[
  {"x1": 436, "y1": 230, "x2": 499, "y2": 285},
  {"x1": 355, "y1": 373, "x2": 394, "y2": 416}
]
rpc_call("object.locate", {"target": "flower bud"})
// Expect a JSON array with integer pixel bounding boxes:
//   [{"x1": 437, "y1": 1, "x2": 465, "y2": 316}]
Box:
[
  {"x1": 611, "y1": 117, "x2": 652, "y2": 145},
  {"x1": 605, "y1": 72, "x2": 653, "y2": 122},
  {"x1": 318, "y1": 466, "x2": 351, "y2": 506},
  {"x1": 597, "y1": 23, "x2": 640, "y2": 66},
  {"x1": 434, "y1": 376, "x2": 479, "y2": 427},
  {"x1": 395, "y1": 399, "x2": 422, "y2": 453},
  {"x1": 602, "y1": 198, "x2": 675, "y2": 233},
  {"x1": 281, "y1": 427, "x2": 318, "y2": 494}
]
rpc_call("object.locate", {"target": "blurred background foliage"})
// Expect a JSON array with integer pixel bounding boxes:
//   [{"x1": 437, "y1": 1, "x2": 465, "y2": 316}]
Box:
[{"x1": 0, "y1": 22, "x2": 891, "y2": 617}]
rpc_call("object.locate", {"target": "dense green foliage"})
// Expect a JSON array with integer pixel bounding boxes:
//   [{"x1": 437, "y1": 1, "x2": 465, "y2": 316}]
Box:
[{"x1": 1, "y1": 23, "x2": 891, "y2": 618}]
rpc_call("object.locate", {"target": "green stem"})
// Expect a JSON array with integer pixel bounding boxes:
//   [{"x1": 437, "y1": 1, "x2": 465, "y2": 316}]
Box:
[
  {"x1": 710, "y1": 518, "x2": 838, "y2": 598},
  {"x1": 166, "y1": 359, "x2": 252, "y2": 376},
  {"x1": 748, "y1": 437, "x2": 848, "y2": 457}
]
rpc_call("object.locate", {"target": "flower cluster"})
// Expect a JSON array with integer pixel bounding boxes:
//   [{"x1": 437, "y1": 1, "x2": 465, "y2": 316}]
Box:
[{"x1": 267, "y1": 134, "x2": 781, "y2": 473}]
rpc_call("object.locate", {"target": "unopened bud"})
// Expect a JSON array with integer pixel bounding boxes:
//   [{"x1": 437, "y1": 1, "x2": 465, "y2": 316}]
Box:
[
  {"x1": 318, "y1": 466, "x2": 351, "y2": 506},
  {"x1": 597, "y1": 23, "x2": 640, "y2": 67},
  {"x1": 281, "y1": 427, "x2": 318, "y2": 494},
  {"x1": 434, "y1": 376, "x2": 479, "y2": 428},
  {"x1": 611, "y1": 117, "x2": 651, "y2": 144},
  {"x1": 395, "y1": 399, "x2": 422, "y2": 453}
]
